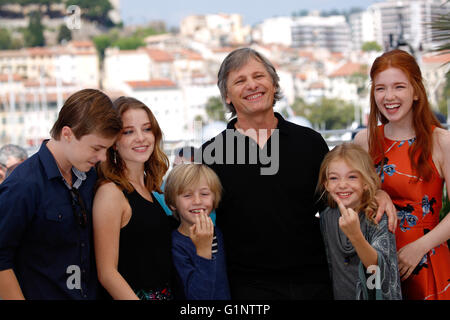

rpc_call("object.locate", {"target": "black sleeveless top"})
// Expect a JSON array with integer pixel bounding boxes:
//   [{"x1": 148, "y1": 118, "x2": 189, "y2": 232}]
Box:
[{"x1": 117, "y1": 189, "x2": 172, "y2": 292}]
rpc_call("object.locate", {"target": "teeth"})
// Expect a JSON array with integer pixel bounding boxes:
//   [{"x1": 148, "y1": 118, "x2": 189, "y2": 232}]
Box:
[
  {"x1": 338, "y1": 192, "x2": 351, "y2": 196},
  {"x1": 246, "y1": 93, "x2": 262, "y2": 100},
  {"x1": 133, "y1": 146, "x2": 147, "y2": 150},
  {"x1": 385, "y1": 104, "x2": 400, "y2": 109},
  {"x1": 190, "y1": 209, "x2": 202, "y2": 213}
]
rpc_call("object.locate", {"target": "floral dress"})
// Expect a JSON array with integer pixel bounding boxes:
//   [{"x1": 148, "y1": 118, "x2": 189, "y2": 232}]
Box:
[{"x1": 374, "y1": 125, "x2": 450, "y2": 300}]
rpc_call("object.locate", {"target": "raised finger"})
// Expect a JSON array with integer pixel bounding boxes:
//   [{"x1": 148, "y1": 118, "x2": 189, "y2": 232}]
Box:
[{"x1": 332, "y1": 195, "x2": 348, "y2": 217}]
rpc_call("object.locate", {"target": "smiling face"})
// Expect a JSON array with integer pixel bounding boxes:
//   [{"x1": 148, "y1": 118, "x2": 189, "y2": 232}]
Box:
[
  {"x1": 373, "y1": 67, "x2": 416, "y2": 125},
  {"x1": 115, "y1": 108, "x2": 155, "y2": 167},
  {"x1": 325, "y1": 158, "x2": 367, "y2": 211},
  {"x1": 172, "y1": 176, "x2": 215, "y2": 228},
  {"x1": 225, "y1": 58, "x2": 276, "y2": 118}
]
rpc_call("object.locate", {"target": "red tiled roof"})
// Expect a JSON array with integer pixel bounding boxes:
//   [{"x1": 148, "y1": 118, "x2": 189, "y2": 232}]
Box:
[
  {"x1": 126, "y1": 79, "x2": 177, "y2": 89},
  {"x1": 0, "y1": 74, "x2": 23, "y2": 82},
  {"x1": 146, "y1": 48, "x2": 174, "y2": 62},
  {"x1": 422, "y1": 53, "x2": 450, "y2": 64},
  {"x1": 309, "y1": 82, "x2": 325, "y2": 89},
  {"x1": 330, "y1": 62, "x2": 366, "y2": 77}
]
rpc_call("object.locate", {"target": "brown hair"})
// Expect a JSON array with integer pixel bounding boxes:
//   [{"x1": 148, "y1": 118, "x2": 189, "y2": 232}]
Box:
[
  {"x1": 367, "y1": 49, "x2": 442, "y2": 181},
  {"x1": 164, "y1": 164, "x2": 222, "y2": 221},
  {"x1": 50, "y1": 89, "x2": 122, "y2": 140},
  {"x1": 317, "y1": 143, "x2": 380, "y2": 224},
  {"x1": 97, "y1": 96, "x2": 169, "y2": 193}
]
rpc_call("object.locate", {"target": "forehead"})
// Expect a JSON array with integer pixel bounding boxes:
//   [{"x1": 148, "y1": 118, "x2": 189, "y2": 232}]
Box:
[
  {"x1": 78, "y1": 132, "x2": 115, "y2": 147},
  {"x1": 374, "y1": 67, "x2": 409, "y2": 84},
  {"x1": 328, "y1": 158, "x2": 357, "y2": 172},
  {"x1": 228, "y1": 57, "x2": 267, "y2": 77},
  {"x1": 121, "y1": 108, "x2": 150, "y2": 125}
]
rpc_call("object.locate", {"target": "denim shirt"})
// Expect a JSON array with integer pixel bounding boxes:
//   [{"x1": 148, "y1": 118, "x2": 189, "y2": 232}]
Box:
[{"x1": 0, "y1": 140, "x2": 99, "y2": 299}]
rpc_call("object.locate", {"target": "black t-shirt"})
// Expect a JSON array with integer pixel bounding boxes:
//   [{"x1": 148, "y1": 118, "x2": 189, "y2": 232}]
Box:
[{"x1": 201, "y1": 112, "x2": 330, "y2": 285}]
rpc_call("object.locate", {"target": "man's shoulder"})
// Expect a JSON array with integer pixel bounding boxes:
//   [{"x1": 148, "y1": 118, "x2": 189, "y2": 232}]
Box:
[{"x1": 283, "y1": 119, "x2": 324, "y2": 140}]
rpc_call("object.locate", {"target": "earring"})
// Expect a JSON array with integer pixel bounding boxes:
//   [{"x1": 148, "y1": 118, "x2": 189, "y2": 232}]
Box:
[{"x1": 113, "y1": 150, "x2": 117, "y2": 164}]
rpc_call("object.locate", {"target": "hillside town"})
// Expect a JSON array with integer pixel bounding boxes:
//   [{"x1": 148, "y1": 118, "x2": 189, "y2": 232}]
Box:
[{"x1": 0, "y1": 0, "x2": 449, "y2": 153}]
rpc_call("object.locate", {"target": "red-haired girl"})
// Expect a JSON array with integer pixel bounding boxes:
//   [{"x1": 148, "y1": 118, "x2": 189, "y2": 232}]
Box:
[{"x1": 354, "y1": 49, "x2": 450, "y2": 300}]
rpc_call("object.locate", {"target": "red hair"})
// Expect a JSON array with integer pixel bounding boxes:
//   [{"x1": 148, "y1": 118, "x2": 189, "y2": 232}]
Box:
[{"x1": 368, "y1": 50, "x2": 442, "y2": 181}]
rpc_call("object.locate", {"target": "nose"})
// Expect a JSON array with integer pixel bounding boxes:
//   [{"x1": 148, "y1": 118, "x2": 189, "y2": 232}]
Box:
[
  {"x1": 337, "y1": 179, "x2": 348, "y2": 189},
  {"x1": 193, "y1": 193, "x2": 201, "y2": 204},
  {"x1": 385, "y1": 87, "x2": 396, "y2": 101},
  {"x1": 135, "y1": 129, "x2": 144, "y2": 141},
  {"x1": 98, "y1": 149, "x2": 108, "y2": 163},
  {"x1": 245, "y1": 78, "x2": 258, "y2": 91}
]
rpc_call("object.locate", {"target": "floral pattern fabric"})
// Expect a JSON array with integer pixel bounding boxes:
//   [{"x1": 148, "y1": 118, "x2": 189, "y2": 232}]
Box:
[{"x1": 374, "y1": 126, "x2": 450, "y2": 300}]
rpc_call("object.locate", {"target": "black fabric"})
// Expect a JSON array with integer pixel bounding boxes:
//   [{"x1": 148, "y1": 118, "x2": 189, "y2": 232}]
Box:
[
  {"x1": 201, "y1": 113, "x2": 332, "y2": 297},
  {"x1": 118, "y1": 190, "x2": 173, "y2": 292}
]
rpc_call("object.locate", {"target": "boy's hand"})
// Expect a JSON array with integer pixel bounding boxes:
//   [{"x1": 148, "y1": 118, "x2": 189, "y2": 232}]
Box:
[
  {"x1": 334, "y1": 196, "x2": 363, "y2": 242},
  {"x1": 188, "y1": 210, "x2": 214, "y2": 259}
]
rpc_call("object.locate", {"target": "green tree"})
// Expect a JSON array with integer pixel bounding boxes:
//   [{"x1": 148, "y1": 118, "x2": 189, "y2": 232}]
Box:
[
  {"x1": 69, "y1": 0, "x2": 114, "y2": 27},
  {"x1": 0, "y1": 28, "x2": 12, "y2": 49},
  {"x1": 205, "y1": 96, "x2": 227, "y2": 122},
  {"x1": 361, "y1": 41, "x2": 382, "y2": 52},
  {"x1": 111, "y1": 36, "x2": 145, "y2": 50},
  {"x1": 23, "y1": 11, "x2": 45, "y2": 47},
  {"x1": 291, "y1": 97, "x2": 355, "y2": 130},
  {"x1": 57, "y1": 24, "x2": 72, "y2": 43}
]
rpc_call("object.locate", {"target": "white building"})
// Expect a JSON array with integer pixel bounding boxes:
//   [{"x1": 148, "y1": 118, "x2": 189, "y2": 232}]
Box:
[
  {"x1": 349, "y1": 10, "x2": 377, "y2": 51},
  {"x1": 253, "y1": 17, "x2": 295, "y2": 47},
  {"x1": 351, "y1": 0, "x2": 450, "y2": 53},
  {"x1": 122, "y1": 80, "x2": 185, "y2": 141},
  {"x1": 180, "y1": 13, "x2": 250, "y2": 46},
  {"x1": 0, "y1": 41, "x2": 99, "y2": 87},
  {"x1": 291, "y1": 13, "x2": 351, "y2": 53}
]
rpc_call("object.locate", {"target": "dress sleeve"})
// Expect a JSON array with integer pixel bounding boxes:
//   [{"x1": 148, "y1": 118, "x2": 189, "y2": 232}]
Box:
[
  {"x1": 171, "y1": 233, "x2": 217, "y2": 300},
  {"x1": 357, "y1": 214, "x2": 402, "y2": 300}
]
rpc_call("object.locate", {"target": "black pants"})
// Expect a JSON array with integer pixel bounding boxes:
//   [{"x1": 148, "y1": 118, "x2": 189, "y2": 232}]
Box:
[{"x1": 230, "y1": 277, "x2": 333, "y2": 300}]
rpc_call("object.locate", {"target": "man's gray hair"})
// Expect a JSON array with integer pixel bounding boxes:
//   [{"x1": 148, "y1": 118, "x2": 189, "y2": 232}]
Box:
[
  {"x1": 0, "y1": 144, "x2": 28, "y2": 166},
  {"x1": 217, "y1": 47, "x2": 283, "y2": 117}
]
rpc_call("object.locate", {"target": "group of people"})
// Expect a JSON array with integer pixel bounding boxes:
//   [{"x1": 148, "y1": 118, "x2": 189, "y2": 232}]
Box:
[{"x1": 0, "y1": 47, "x2": 448, "y2": 300}]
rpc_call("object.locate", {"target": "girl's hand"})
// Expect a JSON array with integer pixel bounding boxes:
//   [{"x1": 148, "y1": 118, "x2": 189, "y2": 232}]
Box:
[
  {"x1": 188, "y1": 210, "x2": 214, "y2": 259},
  {"x1": 334, "y1": 196, "x2": 363, "y2": 241},
  {"x1": 397, "y1": 239, "x2": 428, "y2": 281}
]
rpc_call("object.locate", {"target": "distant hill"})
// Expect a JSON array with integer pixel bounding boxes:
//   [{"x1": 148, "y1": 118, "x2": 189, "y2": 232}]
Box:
[{"x1": 0, "y1": 0, "x2": 117, "y2": 28}]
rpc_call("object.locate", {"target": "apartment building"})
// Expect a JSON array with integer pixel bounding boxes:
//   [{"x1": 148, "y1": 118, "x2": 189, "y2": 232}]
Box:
[
  {"x1": 0, "y1": 41, "x2": 98, "y2": 87},
  {"x1": 350, "y1": 0, "x2": 449, "y2": 52},
  {"x1": 180, "y1": 13, "x2": 250, "y2": 46}
]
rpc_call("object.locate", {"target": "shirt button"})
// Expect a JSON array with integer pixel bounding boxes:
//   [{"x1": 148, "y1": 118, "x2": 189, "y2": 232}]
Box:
[{"x1": 80, "y1": 242, "x2": 85, "y2": 247}]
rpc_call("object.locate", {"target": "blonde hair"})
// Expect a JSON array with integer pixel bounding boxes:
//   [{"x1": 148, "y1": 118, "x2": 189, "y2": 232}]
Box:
[
  {"x1": 316, "y1": 143, "x2": 381, "y2": 224},
  {"x1": 164, "y1": 164, "x2": 222, "y2": 221}
]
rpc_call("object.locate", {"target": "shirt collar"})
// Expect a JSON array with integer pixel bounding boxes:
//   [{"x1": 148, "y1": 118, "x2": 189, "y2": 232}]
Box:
[
  {"x1": 38, "y1": 139, "x2": 87, "y2": 189},
  {"x1": 227, "y1": 112, "x2": 289, "y2": 135}
]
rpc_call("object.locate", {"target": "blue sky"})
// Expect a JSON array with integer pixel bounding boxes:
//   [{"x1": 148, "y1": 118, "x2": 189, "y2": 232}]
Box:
[{"x1": 120, "y1": 0, "x2": 378, "y2": 27}]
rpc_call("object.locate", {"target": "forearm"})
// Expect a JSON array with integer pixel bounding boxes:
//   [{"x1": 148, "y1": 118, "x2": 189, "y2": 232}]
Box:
[
  {"x1": 97, "y1": 268, "x2": 139, "y2": 300},
  {"x1": 350, "y1": 234, "x2": 378, "y2": 270},
  {"x1": 0, "y1": 269, "x2": 25, "y2": 300},
  {"x1": 415, "y1": 213, "x2": 450, "y2": 254}
]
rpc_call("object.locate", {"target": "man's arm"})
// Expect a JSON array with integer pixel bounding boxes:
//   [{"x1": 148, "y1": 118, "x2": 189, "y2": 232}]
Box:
[
  {"x1": 0, "y1": 269, "x2": 25, "y2": 300},
  {"x1": 0, "y1": 180, "x2": 35, "y2": 299}
]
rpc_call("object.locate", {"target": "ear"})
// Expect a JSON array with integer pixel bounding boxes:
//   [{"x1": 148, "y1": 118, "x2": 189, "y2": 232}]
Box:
[
  {"x1": 225, "y1": 96, "x2": 231, "y2": 105},
  {"x1": 61, "y1": 126, "x2": 74, "y2": 143},
  {"x1": 169, "y1": 205, "x2": 177, "y2": 212},
  {"x1": 324, "y1": 181, "x2": 331, "y2": 193},
  {"x1": 413, "y1": 95, "x2": 418, "y2": 101}
]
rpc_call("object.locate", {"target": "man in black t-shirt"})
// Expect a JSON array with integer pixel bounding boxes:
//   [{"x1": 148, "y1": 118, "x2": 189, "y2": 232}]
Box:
[{"x1": 201, "y1": 48, "x2": 333, "y2": 300}]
